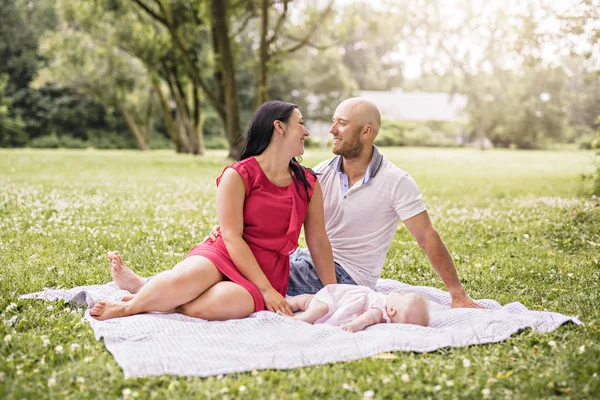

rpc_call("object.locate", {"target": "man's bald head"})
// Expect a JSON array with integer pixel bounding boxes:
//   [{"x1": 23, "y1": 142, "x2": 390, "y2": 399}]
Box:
[{"x1": 335, "y1": 97, "x2": 382, "y2": 136}]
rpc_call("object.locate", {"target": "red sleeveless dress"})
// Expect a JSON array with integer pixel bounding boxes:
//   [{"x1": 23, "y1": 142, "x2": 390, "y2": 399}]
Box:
[{"x1": 185, "y1": 157, "x2": 316, "y2": 312}]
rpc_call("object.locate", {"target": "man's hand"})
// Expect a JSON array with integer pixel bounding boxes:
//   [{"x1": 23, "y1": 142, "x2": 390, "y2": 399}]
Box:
[
  {"x1": 451, "y1": 293, "x2": 484, "y2": 309},
  {"x1": 205, "y1": 225, "x2": 221, "y2": 242}
]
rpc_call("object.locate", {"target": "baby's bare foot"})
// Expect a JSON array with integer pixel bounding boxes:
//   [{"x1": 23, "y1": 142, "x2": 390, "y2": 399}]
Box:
[
  {"x1": 108, "y1": 251, "x2": 145, "y2": 294},
  {"x1": 90, "y1": 300, "x2": 130, "y2": 321}
]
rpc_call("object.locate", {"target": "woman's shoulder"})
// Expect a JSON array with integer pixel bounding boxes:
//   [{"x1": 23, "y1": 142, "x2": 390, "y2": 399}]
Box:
[{"x1": 217, "y1": 158, "x2": 259, "y2": 195}]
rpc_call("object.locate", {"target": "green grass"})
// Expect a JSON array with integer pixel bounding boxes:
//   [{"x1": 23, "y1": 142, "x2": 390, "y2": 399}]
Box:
[{"x1": 1, "y1": 147, "x2": 599, "y2": 399}]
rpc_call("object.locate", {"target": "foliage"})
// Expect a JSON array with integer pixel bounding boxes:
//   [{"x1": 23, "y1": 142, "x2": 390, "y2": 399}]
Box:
[
  {"x1": 0, "y1": 0, "x2": 133, "y2": 148},
  {"x1": 594, "y1": 118, "x2": 600, "y2": 196},
  {"x1": 1, "y1": 148, "x2": 598, "y2": 398},
  {"x1": 375, "y1": 120, "x2": 464, "y2": 147},
  {"x1": 270, "y1": 47, "x2": 358, "y2": 122}
]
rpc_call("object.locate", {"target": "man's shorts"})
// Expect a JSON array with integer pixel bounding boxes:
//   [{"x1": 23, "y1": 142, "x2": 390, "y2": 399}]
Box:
[{"x1": 287, "y1": 248, "x2": 356, "y2": 296}]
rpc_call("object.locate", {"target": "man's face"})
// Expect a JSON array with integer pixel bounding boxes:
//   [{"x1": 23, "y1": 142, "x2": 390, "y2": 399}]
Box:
[{"x1": 329, "y1": 106, "x2": 363, "y2": 158}]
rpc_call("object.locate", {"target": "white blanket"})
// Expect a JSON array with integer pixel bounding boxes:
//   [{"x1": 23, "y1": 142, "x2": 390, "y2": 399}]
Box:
[{"x1": 21, "y1": 280, "x2": 581, "y2": 378}]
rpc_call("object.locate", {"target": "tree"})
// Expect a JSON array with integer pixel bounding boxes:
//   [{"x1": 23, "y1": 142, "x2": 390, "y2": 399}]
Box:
[
  {"x1": 55, "y1": 0, "x2": 206, "y2": 154},
  {"x1": 414, "y1": 0, "x2": 571, "y2": 149},
  {"x1": 34, "y1": 26, "x2": 155, "y2": 150}
]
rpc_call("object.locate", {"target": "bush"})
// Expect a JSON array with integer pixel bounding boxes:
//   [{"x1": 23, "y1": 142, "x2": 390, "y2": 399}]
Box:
[
  {"x1": 87, "y1": 130, "x2": 136, "y2": 149},
  {"x1": 375, "y1": 119, "x2": 464, "y2": 147},
  {"x1": 204, "y1": 134, "x2": 228, "y2": 150},
  {"x1": 28, "y1": 131, "x2": 138, "y2": 149},
  {"x1": 28, "y1": 133, "x2": 61, "y2": 148}
]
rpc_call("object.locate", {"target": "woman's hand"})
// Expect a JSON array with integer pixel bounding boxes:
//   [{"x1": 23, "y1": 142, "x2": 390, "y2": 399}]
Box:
[{"x1": 260, "y1": 287, "x2": 293, "y2": 316}]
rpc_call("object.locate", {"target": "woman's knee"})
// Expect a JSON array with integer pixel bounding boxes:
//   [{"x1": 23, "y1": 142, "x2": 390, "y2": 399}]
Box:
[
  {"x1": 177, "y1": 282, "x2": 254, "y2": 321},
  {"x1": 170, "y1": 256, "x2": 223, "y2": 286}
]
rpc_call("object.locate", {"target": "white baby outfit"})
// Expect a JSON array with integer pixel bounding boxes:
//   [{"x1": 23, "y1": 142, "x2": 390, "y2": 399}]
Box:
[{"x1": 312, "y1": 284, "x2": 391, "y2": 325}]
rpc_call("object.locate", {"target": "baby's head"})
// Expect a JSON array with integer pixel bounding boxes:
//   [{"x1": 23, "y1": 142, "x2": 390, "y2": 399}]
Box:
[{"x1": 385, "y1": 292, "x2": 430, "y2": 326}]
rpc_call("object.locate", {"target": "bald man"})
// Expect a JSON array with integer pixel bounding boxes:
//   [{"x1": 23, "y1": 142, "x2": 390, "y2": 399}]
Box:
[
  {"x1": 286, "y1": 98, "x2": 481, "y2": 308},
  {"x1": 110, "y1": 98, "x2": 481, "y2": 309}
]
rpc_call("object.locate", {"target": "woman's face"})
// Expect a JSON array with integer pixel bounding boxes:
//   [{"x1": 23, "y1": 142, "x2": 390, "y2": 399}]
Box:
[{"x1": 281, "y1": 108, "x2": 310, "y2": 157}]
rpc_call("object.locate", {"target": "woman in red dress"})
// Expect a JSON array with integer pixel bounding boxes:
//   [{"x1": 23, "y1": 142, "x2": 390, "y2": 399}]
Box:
[{"x1": 91, "y1": 101, "x2": 336, "y2": 320}]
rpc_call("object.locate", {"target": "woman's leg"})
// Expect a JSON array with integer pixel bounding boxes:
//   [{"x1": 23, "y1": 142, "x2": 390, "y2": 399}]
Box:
[
  {"x1": 91, "y1": 256, "x2": 223, "y2": 320},
  {"x1": 176, "y1": 281, "x2": 255, "y2": 321}
]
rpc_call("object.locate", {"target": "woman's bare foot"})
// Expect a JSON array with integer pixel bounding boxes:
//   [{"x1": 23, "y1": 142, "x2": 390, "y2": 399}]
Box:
[
  {"x1": 121, "y1": 294, "x2": 136, "y2": 302},
  {"x1": 108, "y1": 251, "x2": 145, "y2": 294},
  {"x1": 90, "y1": 300, "x2": 130, "y2": 321}
]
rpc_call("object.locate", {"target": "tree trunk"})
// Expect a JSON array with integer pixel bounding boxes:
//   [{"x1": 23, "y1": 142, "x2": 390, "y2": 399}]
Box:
[
  {"x1": 172, "y1": 73, "x2": 202, "y2": 155},
  {"x1": 211, "y1": 0, "x2": 243, "y2": 159},
  {"x1": 255, "y1": 0, "x2": 270, "y2": 109},
  {"x1": 476, "y1": 115, "x2": 486, "y2": 151},
  {"x1": 192, "y1": 84, "x2": 205, "y2": 155},
  {"x1": 150, "y1": 74, "x2": 180, "y2": 151},
  {"x1": 121, "y1": 109, "x2": 149, "y2": 151}
]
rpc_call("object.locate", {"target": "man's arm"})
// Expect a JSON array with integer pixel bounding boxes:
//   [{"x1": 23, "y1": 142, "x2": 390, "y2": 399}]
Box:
[
  {"x1": 304, "y1": 181, "x2": 337, "y2": 287},
  {"x1": 340, "y1": 308, "x2": 384, "y2": 332},
  {"x1": 403, "y1": 211, "x2": 482, "y2": 308}
]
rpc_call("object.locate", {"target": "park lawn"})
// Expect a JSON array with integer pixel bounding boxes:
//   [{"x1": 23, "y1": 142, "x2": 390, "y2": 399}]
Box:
[{"x1": 0, "y1": 147, "x2": 598, "y2": 399}]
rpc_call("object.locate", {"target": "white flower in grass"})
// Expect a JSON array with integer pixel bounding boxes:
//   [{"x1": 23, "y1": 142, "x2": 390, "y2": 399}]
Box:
[
  {"x1": 70, "y1": 343, "x2": 80, "y2": 352},
  {"x1": 482, "y1": 388, "x2": 491, "y2": 396},
  {"x1": 46, "y1": 305, "x2": 53, "y2": 311},
  {"x1": 77, "y1": 377, "x2": 85, "y2": 384},
  {"x1": 548, "y1": 340, "x2": 556, "y2": 348},
  {"x1": 41, "y1": 336, "x2": 50, "y2": 347},
  {"x1": 462, "y1": 359, "x2": 471, "y2": 367},
  {"x1": 122, "y1": 388, "x2": 132, "y2": 399},
  {"x1": 578, "y1": 345, "x2": 585, "y2": 354},
  {"x1": 55, "y1": 345, "x2": 63, "y2": 354},
  {"x1": 48, "y1": 377, "x2": 56, "y2": 387},
  {"x1": 401, "y1": 374, "x2": 410, "y2": 383},
  {"x1": 433, "y1": 385, "x2": 442, "y2": 392},
  {"x1": 5, "y1": 302, "x2": 17, "y2": 312},
  {"x1": 363, "y1": 389, "x2": 374, "y2": 399},
  {"x1": 238, "y1": 385, "x2": 247, "y2": 393},
  {"x1": 342, "y1": 383, "x2": 352, "y2": 390},
  {"x1": 446, "y1": 380, "x2": 454, "y2": 387},
  {"x1": 3, "y1": 335, "x2": 11, "y2": 343}
]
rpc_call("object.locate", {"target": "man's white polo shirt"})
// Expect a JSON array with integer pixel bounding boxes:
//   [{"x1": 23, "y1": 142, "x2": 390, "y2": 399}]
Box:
[{"x1": 313, "y1": 146, "x2": 426, "y2": 288}]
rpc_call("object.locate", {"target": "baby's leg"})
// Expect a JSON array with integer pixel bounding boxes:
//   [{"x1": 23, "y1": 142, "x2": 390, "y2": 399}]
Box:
[
  {"x1": 286, "y1": 294, "x2": 314, "y2": 312},
  {"x1": 293, "y1": 299, "x2": 329, "y2": 324}
]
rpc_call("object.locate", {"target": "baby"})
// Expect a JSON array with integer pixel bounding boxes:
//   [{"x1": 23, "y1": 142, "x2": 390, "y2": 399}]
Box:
[{"x1": 285, "y1": 284, "x2": 430, "y2": 332}]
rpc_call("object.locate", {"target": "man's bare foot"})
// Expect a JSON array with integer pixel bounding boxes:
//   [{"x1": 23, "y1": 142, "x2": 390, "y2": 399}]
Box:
[
  {"x1": 90, "y1": 300, "x2": 130, "y2": 321},
  {"x1": 108, "y1": 251, "x2": 145, "y2": 294},
  {"x1": 121, "y1": 294, "x2": 135, "y2": 302}
]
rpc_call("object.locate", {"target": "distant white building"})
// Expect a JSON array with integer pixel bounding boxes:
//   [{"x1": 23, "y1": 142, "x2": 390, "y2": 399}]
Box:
[
  {"x1": 360, "y1": 89, "x2": 467, "y2": 122},
  {"x1": 306, "y1": 89, "x2": 468, "y2": 144}
]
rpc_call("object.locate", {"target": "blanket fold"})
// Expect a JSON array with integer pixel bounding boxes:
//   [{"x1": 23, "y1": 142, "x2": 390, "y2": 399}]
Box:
[{"x1": 20, "y1": 279, "x2": 581, "y2": 378}]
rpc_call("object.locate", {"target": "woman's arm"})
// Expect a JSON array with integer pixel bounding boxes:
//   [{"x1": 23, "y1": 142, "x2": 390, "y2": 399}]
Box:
[
  {"x1": 340, "y1": 308, "x2": 384, "y2": 332},
  {"x1": 216, "y1": 168, "x2": 293, "y2": 315},
  {"x1": 303, "y1": 180, "x2": 336, "y2": 286}
]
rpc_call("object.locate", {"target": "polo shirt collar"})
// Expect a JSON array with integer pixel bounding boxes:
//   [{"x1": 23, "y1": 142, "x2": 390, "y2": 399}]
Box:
[{"x1": 328, "y1": 145, "x2": 384, "y2": 179}]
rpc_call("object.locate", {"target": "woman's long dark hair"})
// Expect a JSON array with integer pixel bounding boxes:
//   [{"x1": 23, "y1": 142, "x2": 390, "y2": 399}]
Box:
[{"x1": 239, "y1": 100, "x2": 315, "y2": 200}]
